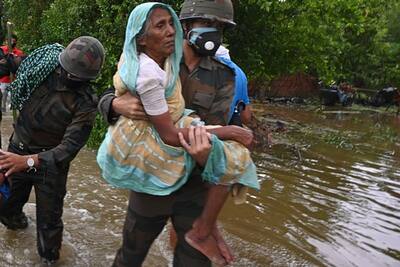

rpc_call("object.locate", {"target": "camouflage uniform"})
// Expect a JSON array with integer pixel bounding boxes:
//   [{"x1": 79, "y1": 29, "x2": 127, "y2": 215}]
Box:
[
  {"x1": 180, "y1": 57, "x2": 235, "y2": 125},
  {"x1": 99, "y1": 57, "x2": 234, "y2": 267},
  {"x1": 0, "y1": 70, "x2": 97, "y2": 261}
]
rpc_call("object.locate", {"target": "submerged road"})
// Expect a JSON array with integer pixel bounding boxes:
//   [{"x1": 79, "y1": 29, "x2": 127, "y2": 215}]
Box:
[{"x1": 0, "y1": 104, "x2": 399, "y2": 266}]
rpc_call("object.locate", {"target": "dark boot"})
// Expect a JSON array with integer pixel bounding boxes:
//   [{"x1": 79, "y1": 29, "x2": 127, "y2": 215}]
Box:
[
  {"x1": 0, "y1": 212, "x2": 28, "y2": 230},
  {"x1": 39, "y1": 246, "x2": 60, "y2": 265},
  {"x1": 41, "y1": 256, "x2": 58, "y2": 266},
  {"x1": 37, "y1": 225, "x2": 62, "y2": 264}
]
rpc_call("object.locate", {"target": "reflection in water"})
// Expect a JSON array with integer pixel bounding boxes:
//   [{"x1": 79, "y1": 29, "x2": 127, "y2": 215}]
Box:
[{"x1": 1, "y1": 105, "x2": 399, "y2": 266}]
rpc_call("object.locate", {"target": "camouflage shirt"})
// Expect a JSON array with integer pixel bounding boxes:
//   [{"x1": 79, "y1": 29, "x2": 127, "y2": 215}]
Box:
[
  {"x1": 12, "y1": 71, "x2": 98, "y2": 167},
  {"x1": 99, "y1": 56, "x2": 235, "y2": 126},
  {"x1": 180, "y1": 56, "x2": 235, "y2": 125}
]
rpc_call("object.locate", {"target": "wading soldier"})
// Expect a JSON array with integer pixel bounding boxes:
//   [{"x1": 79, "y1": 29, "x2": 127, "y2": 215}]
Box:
[{"x1": 0, "y1": 36, "x2": 104, "y2": 264}]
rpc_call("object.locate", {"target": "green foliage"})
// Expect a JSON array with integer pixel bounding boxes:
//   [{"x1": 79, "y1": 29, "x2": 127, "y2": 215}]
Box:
[
  {"x1": 323, "y1": 131, "x2": 354, "y2": 150},
  {"x1": 2, "y1": 0, "x2": 400, "y2": 147},
  {"x1": 40, "y1": 0, "x2": 100, "y2": 43},
  {"x1": 3, "y1": 0, "x2": 53, "y2": 50},
  {"x1": 86, "y1": 114, "x2": 108, "y2": 149},
  {"x1": 227, "y1": 0, "x2": 399, "y2": 88},
  {"x1": 371, "y1": 122, "x2": 399, "y2": 143},
  {"x1": 3, "y1": 0, "x2": 399, "y2": 88}
]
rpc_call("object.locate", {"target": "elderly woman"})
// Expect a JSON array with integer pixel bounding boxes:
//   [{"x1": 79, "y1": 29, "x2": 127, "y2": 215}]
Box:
[{"x1": 97, "y1": 2, "x2": 259, "y2": 265}]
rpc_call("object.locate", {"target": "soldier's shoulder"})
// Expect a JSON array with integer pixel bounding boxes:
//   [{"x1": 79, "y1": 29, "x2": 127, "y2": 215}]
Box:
[
  {"x1": 206, "y1": 57, "x2": 235, "y2": 84},
  {"x1": 210, "y1": 56, "x2": 235, "y2": 72},
  {"x1": 86, "y1": 86, "x2": 98, "y2": 104},
  {"x1": 78, "y1": 84, "x2": 98, "y2": 105}
]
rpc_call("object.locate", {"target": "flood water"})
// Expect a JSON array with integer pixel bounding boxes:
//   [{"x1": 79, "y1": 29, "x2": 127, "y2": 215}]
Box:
[{"x1": 0, "y1": 103, "x2": 399, "y2": 267}]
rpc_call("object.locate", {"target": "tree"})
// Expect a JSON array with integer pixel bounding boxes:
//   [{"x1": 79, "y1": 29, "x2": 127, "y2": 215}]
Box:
[{"x1": 2, "y1": 0, "x2": 400, "y2": 146}]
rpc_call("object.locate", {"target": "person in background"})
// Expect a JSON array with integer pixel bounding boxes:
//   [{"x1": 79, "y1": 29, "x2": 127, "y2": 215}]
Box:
[
  {"x1": 0, "y1": 36, "x2": 104, "y2": 264},
  {"x1": 0, "y1": 34, "x2": 24, "y2": 112}
]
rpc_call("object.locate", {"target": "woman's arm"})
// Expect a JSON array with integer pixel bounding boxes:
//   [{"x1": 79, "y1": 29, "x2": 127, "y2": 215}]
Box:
[{"x1": 149, "y1": 113, "x2": 255, "y2": 150}]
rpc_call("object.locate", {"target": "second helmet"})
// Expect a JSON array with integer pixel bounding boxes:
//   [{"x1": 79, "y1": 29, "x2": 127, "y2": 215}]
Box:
[{"x1": 59, "y1": 36, "x2": 105, "y2": 80}]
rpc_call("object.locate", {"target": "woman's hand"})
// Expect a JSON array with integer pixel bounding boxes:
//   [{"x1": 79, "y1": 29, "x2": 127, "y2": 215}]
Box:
[
  {"x1": 178, "y1": 126, "x2": 211, "y2": 166},
  {"x1": 112, "y1": 92, "x2": 147, "y2": 120}
]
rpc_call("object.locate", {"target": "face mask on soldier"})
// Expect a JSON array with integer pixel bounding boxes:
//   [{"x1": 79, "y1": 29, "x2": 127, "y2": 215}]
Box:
[
  {"x1": 59, "y1": 68, "x2": 86, "y2": 88},
  {"x1": 187, "y1": 27, "x2": 222, "y2": 56}
]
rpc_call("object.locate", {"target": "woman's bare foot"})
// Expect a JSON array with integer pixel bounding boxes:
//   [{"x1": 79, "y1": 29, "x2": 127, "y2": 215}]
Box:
[
  {"x1": 185, "y1": 229, "x2": 227, "y2": 266},
  {"x1": 212, "y1": 225, "x2": 234, "y2": 264}
]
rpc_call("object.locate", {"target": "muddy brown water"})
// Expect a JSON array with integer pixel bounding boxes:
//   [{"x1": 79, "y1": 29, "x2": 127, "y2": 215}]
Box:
[{"x1": 0, "y1": 103, "x2": 399, "y2": 267}]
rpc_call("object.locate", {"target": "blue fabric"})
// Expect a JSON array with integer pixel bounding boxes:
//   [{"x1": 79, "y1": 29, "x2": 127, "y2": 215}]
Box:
[
  {"x1": 0, "y1": 181, "x2": 10, "y2": 201},
  {"x1": 216, "y1": 56, "x2": 250, "y2": 122},
  {"x1": 119, "y1": 2, "x2": 183, "y2": 98}
]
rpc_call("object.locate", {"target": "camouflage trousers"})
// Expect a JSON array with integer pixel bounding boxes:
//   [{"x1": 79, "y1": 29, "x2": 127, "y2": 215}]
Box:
[{"x1": 113, "y1": 173, "x2": 211, "y2": 267}]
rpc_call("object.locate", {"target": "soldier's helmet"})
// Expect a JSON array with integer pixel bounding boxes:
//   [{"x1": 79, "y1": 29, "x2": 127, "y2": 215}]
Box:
[
  {"x1": 59, "y1": 36, "x2": 105, "y2": 81},
  {"x1": 179, "y1": 0, "x2": 236, "y2": 28}
]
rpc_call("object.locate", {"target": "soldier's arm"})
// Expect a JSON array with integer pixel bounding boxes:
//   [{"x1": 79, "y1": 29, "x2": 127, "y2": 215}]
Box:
[
  {"x1": 98, "y1": 86, "x2": 146, "y2": 124},
  {"x1": 98, "y1": 86, "x2": 119, "y2": 124},
  {"x1": 0, "y1": 97, "x2": 97, "y2": 175},
  {"x1": 38, "y1": 98, "x2": 97, "y2": 167},
  {"x1": 0, "y1": 98, "x2": 97, "y2": 176}
]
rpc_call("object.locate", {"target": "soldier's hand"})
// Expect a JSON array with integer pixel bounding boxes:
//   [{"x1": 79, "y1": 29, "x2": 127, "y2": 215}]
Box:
[
  {"x1": 112, "y1": 92, "x2": 147, "y2": 120},
  {"x1": 0, "y1": 150, "x2": 31, "y2": 176}
]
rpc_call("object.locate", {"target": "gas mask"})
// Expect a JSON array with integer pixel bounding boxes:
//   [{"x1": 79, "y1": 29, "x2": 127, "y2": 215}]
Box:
[{"x1": 187, "y1": 27, "x2": 222, "y2": 56}]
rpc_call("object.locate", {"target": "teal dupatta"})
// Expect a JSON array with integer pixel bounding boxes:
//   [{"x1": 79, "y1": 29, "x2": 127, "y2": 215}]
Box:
[{"x1": 119, "y1": 2, "x2": 183, "y2": 98}]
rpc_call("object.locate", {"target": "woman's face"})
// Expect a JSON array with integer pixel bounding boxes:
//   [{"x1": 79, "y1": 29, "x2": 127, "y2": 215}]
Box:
[{"x1": 139, "y1": 8, "x2": 176, "y2": 65}]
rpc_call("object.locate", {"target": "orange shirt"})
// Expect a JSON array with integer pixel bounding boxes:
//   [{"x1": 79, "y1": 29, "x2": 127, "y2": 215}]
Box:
[{"x1": 0, "y1": 45, "x2": 24, "y2": 83}]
